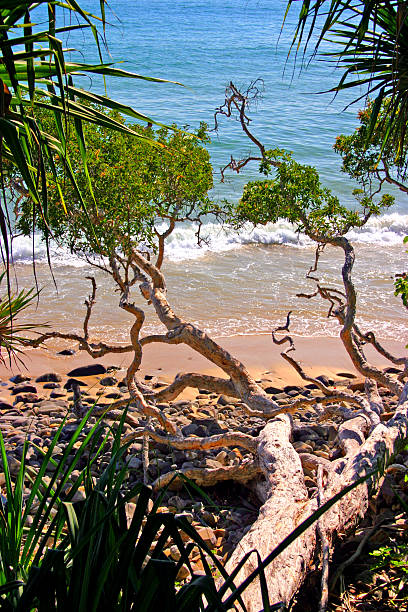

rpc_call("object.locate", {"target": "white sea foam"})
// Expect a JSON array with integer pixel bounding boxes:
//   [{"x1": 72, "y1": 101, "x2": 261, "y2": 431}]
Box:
[
  {"x1": 9, "y1": 212, "x2": 408, "y2": 266},
  {"x1": 346, "y1": 212, "x2": 408, "y2": 245}
]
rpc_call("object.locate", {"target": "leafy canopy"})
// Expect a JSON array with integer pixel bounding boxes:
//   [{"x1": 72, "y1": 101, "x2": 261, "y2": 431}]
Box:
[
  {"x1": 334, "y1": 98, "x2": 408, "y2": 194},
  {"x1": 17, "y1": 108, "x2": 214, "y2": 259},
  {"x1": 334, "y1": 97, "x2": 408, "y2": 310},
  {"x1": 1, "y1": 0, "x2": 178, "y2": 274},
  {"x1": 236, "y1": 149, "x2": 394, "y2": 240}
]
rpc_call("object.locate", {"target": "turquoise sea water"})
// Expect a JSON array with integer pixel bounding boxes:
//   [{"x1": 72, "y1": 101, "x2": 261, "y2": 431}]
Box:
[
  {"x1": 67, "y1": 0, "x2": 365, "y2": 202},
  {"x1": 12, "y1": 0, "x2": 408, "y2": 343}
]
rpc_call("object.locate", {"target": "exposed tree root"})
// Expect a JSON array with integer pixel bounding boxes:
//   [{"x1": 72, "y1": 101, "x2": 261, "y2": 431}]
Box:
[{"x1": 152, "y1": 459, "x2": 261, "y2": 491}]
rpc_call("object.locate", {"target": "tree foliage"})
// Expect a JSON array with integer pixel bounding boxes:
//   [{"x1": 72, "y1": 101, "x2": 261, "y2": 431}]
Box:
[
  {"x1": 334, "y1": 98, "x2": 408, "y2": 194},
  {"x1": 0, "y1": 1, "x2": 178, "y2": 272},
  {"x1": 15, "y1": 107, "x2": 215, "y2": 260},
  {"x1": 236, "y1": 148, "x2": 393, "y2": 240}
]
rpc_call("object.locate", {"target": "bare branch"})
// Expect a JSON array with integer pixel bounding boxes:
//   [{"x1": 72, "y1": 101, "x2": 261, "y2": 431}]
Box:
[
  {"x1": 152, "y1": 459, "x2": 261, "y2": 491},
  {"x1": 83, "y1": 276, "x2": 96, "y2": 341},
  {"x1": 143, "y1": 372, "x2": 236, "y2": 403},
  {"x1": 122, "y1": 427, "x2": 258, "y2": 454},
  {"x1": 213, "y1": 80, "x2": 280, "y2": 182}
]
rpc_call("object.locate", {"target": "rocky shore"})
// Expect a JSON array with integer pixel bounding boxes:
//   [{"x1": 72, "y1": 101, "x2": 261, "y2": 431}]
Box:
[{"x1": 1, "y1": 359, "x2": 406, "y2": 598}]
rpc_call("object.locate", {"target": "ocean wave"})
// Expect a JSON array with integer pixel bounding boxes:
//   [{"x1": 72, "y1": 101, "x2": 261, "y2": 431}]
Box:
[
  {"x1": 9, "y1": 212, "x2": 408, "y2": 266},
  {"x1": 164, "y1": 213, "x2": 408, "y2": 260}
]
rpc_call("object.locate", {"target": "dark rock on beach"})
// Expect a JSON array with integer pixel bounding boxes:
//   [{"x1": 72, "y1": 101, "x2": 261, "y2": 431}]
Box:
[
  {"x1": 64, "y1": 378, "x2": 87, "y2": 390},
  {"x1": 14, "y1": 392, "x2": 40, "y2": 404},
  {"x1": 9, "y1": 374, "x2": 31, "y2": 384},
  {"x1": 315, "y1": 374, "x2": 334, "y2": 386},
  {"x1": 99, "y1": 376, "x2": 117, "y2": 387},
  {"x1": 67, "y1": 364, "x2": 107, "y2": 377},
  {"x1": 11, "y1": 384, "x2": 37, "y2": 395},
  {"x1": 36, "y1": 372, "x2": 62, "y2": 383},
  {"x1": 263, "y1": 385, "x2": 282, "y2": 395}
]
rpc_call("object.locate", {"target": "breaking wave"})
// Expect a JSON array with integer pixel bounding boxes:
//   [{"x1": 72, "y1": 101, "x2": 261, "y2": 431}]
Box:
[{"x1": 9, "y1": 212, "x2": 408, "y2": 266}]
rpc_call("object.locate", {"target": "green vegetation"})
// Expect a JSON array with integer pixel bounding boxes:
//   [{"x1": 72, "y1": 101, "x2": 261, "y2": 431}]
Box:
[
  {"x1": 14, "y1": 108, "x2": 215, "y2": 260},
  {"x1": 0, "y1": 406, "x2": 382, "y2": 611},
  {"x1": 285, "y1": 0, "x2": 408, "y2": 155},
  {"x1": 334, "y1": 99, "x2": 408, "y2": 197},
  {"x1": 0, "y1": 1, "x2": 176, "y2": 272},
  {"x1": 334, "y1": 98, "x2": 408, "y2": 312},
  {"x1": 236, "y1": 148, "x2": 393, "y2": 239},
  {"x1": 0, "y1": 272, "x2": 44, "y2": 365}
]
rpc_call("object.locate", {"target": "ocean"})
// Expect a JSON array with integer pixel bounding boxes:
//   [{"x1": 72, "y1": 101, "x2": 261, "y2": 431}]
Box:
[{"x1": 9, "y1": 0, "x2": 408, "y2": 345}]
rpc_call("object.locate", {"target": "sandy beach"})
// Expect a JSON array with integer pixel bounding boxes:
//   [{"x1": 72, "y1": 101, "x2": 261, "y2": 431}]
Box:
[{"x1": 1, "y1": 333, "x2": 404, "y2": 389}]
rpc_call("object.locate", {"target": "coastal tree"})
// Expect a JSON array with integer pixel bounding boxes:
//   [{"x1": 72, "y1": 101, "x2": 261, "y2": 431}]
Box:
[
  {"x1": 334, "y1": 98, "x2": 408, "y2": 310},
  {"x1": 10, "y1": 98, "x2": 408, "y2": 608},
  {"x1": 206, "y1": 83, "x2": 408, "y2": 608},
  {"x1": 0, "y1": 1, "x2": 178, "y2": 281}
]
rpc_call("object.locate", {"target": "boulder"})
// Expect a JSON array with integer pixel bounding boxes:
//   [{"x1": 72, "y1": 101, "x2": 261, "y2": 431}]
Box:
[
  {"x1": 67, "y1": 364, "x2": 107, "y2": 377},
  {"x1": 35, "y1": 372, "x2": 62, "y2": 383},
  {"x1": 11, "y1": 384, "x2": 37, "y2": 395}
]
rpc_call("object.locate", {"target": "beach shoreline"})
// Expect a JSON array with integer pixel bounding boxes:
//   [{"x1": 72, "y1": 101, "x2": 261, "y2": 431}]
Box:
[{"x1": 1, "y1": 333, "x2": 404, "y2": 390}]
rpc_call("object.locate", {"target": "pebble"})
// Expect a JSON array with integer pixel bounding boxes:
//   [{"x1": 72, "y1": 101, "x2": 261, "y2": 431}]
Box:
[
  {"x1": 0, "y1": 363, "x2": 401, "y2": 591},
  {"x1": 314, "y1": 450, "x2": 330, "y2": 460},
  {"x1": 204, "y1": 458, "x2": 224, "y2": 470},
  {"x1": 176, "y1": 564, "x2": 190, "y2": 581},
  {"x1": 99, "y1": 376, "x2": 117, "y2": 387},
  {"x1": 126, "y1": 456, "x2": 142, "y2": 469},
  {"x1": 293, "y1": 441, "x2": 314, "y2": 453},
  {"x1": 9, "y1": 374, "x2": 31, "y2": 384},
  {"x1": 196, "y1": 526, "x2": 217, "y2": 546},
  {"x1": 168, "y1": 545, "x2": 181, "y2": 561},
  {"x1": 15, "y1": 393, "x2": 41, "y2": 404},
  {"x1": 50, "y1": 390, "x2": 67, "y2": 399},
  {"x1": 64, "y1": 378, "x2": 87, "y2": 390},
  {"x1": 43, "y1": 382, "x2": 61, "y2": 389},
  {"x1": 215, "y1": 450, "x2": 228, "y2": 465},
  {"x1": 217, "y1": 395, "x2": 238, "y2": 406}
]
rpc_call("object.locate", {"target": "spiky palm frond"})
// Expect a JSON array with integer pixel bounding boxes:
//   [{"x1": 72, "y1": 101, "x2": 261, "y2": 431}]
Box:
[
  {"x1": 0, "y1": 271, "x2": 46, "y2": 366},
  {"x1": 285, "y1": 1, "x2": 408, "y2": 156}
]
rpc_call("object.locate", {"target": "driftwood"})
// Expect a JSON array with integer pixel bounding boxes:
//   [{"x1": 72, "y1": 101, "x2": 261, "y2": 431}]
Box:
[{"x1": 223, "y1": 387, "x2": 408, "y2": 609}]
